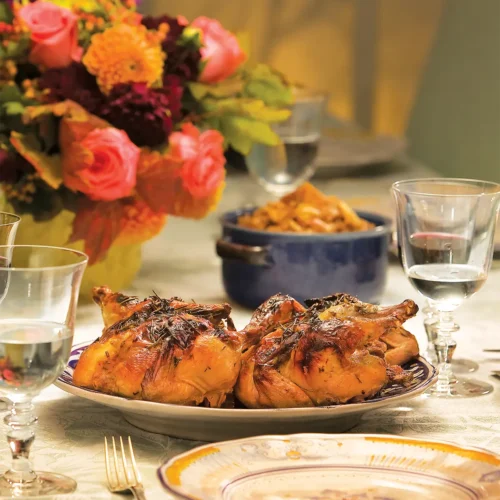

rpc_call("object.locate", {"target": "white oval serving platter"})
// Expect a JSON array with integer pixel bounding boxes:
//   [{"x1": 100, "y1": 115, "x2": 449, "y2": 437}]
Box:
[{"x1": 55, "y1": 341, "x2": 437, "y2": 441}]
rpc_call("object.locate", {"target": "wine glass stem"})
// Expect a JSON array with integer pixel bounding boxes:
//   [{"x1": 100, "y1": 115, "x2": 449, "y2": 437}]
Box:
[
  {"x1": 433, "y1": 310, "x2": 459, "y2": 395},
  {"x1": 4, "y1": 400, "x2": 37, "y2": 484}
]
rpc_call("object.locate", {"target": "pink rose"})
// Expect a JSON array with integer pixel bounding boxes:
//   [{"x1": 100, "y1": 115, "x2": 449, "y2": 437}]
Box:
[
  {"x1": 191, "y1": 16, "x2": 246, "y2": 84},
  {"x1": 170, "y1": 123, "x2": 226, "y2": 198},
  {"x1": 19, "y1": 1, "x2": 81, "y2": 69},
  {"x1": 63, "y1": 128, "x2": 140, "y2": 201}
]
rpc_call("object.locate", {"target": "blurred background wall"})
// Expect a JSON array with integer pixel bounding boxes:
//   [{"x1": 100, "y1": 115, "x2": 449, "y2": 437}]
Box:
[
  {"x1": 141, "y1": 0, "x2": 445, "y2": 135},
  {"x1": 140, "y1": 0, "x2": 500, "y2": 181},
  {"x1": 407, "y1": 0, "x2": 500, "y2": 182}
]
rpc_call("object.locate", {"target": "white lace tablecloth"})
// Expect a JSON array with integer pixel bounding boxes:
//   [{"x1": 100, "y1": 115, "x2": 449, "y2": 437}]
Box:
[{"x1": 2, "y1": 160, "x2": 499, "y2": 499}]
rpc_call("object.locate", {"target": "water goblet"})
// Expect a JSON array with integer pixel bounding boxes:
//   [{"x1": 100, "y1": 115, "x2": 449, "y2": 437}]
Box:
[
  {"x1": 392, "y1": 178, "x2": 500, "y2": 398},
  {"x1": 421, "y1": 299, "x2": 438, "y2": 364},
  {"x1": 245, "y1": 87, "x2": 327, "y2": 197},
  {"x1": 0, "y1": 213, "x2": 20, "y2": 411},
  {"x1": 0, "y1": 245, "x2": 87, "y2": 496},
  {"x1": 0, "y1": 212, "x2": 20, "y2": 247},
  {"x1": 422, "y1": 299, "x2": 479, "y2": 373},
  {"x1": 395, "y1": 232, "x2": 479, "y2": 371},
  {"x1": 0, "y1": 213, "x2": 21, "y2": 290}
]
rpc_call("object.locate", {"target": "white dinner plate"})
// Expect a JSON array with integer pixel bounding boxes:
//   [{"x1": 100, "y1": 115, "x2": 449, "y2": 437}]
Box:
[
  {"x1": 56, "y1": 341, "x2": 437, "y2": 441},
  {"x1": 158, "y1": 433, "x2": 500, "y2": 499}
]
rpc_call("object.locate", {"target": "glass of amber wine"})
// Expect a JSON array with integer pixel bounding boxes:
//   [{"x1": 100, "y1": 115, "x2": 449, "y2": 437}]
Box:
[{"x1": 393, "y1": 178, "x2": 500, "y2": 398}]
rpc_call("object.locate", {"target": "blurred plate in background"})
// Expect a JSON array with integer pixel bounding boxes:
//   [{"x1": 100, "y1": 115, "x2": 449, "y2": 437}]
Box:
[{"x1": 314, "y1": 127, "x2": 407, "y2": 177}]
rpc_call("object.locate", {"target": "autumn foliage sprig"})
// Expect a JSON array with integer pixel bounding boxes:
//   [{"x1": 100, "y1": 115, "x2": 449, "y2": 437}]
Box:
[{"x1": 0, "y1": 0, "x2": 292, "y2": 264}]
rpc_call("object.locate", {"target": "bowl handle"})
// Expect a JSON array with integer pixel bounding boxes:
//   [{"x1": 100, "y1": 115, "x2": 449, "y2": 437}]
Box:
[{"x1": 216, "y1": 239, "x2": 272, "y2": 266}]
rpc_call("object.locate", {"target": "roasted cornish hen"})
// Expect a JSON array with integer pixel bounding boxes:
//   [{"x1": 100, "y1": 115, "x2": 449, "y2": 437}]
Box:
[
  {"x1": 93, "y1": 286, "x2": 235, "y2": 330},
  {"x1": 73, "y1": 287, "x2": 242, "y2": 407},
  {"x1": 74, "y1": 288, "x2": 420, "y2": 409},
  {"x1": 235, "y1": 293, "x2": 419, "y2": 408},
  {"x1": 305, "y1": 293, "x2": 420, "y2": 366}
]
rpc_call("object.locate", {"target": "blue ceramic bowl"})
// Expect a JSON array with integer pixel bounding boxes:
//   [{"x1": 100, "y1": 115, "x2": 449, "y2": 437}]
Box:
[{"x1": 216, "y1": 209, "x2": 391, "y2": 309}]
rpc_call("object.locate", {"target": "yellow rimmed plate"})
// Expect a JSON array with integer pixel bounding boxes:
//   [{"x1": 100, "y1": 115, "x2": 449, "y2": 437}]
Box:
[{"x1": 158, "y1": 433, "x2": 500, "y2": 499}]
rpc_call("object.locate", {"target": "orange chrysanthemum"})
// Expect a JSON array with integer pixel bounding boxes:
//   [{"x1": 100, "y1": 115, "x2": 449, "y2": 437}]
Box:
[
  {"x1": 116, "y1": 198, "x2": 167, "y2": 246},
  {"x1": 82, "y1": 24, "x2": 165, "y2": 93}
]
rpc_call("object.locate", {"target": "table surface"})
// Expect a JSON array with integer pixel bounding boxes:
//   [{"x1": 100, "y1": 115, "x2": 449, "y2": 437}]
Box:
[{"x1": 2, "y1": 159, "x2": 500, "y2": 499}]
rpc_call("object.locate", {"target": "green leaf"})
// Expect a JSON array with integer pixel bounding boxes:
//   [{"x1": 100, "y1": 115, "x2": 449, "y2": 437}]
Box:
[
  {"x1": 4, "y1": 38, "x2": 30, "y2": 59},
  {"x1": 10, "y1": 132, "x2": 63, "y2": 189},
  {"x1": 220, "y1": 116, "x2": 280, "y2": 155},
  {"x1": 244, "y1": 64, "x2": 293, "y2": 107},
  {"x1": 189, "y1": 79, "x2": 245, "y2": 101},
  {"x1": 0, "y1": 84, "x2": 23, "y2": 105},
  {"x1": 204, "y1": 97, "x2": 290, "y2": 122},
  {"x1": 0, "y1": 3, "x2": 13, "y2": 24},
  {"x1": 3, "y1": 102, "x2": 24, "y2": 116}
]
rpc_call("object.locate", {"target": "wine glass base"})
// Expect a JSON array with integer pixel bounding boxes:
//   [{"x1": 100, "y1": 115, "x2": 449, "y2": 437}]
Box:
[
  {"x1": 451, "y1": 358, "x2": 479, "y2": 374},
  {"x1": 0, "y1": 472, "x2": 77, "y2": 497},
  {"x1": 427, "y1": 378, "x2": 494, "y2": 398},
  {"x1": 423, "y1": 350, "x2": 479, "y2": 375}
]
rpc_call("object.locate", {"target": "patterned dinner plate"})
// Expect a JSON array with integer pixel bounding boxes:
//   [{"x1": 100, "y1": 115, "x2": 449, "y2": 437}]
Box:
[
  {"x1": 158, "y1": 433, "x2": 500, "y2": 499},
  {"x1": 55, "y1": 341, "x2": 437, "y2": 442}
]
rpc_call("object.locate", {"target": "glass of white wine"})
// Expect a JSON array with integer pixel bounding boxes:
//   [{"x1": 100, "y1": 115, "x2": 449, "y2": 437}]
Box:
[
  {"x1": 0, "y1": 212, "x2": 20, "y2": 302},
  {"x1": 245, "y1": 87, "x2": 327, "y2": 197},
  {"x1": 0, "y1": 245, "x2": 87, "y2": 497},
  {"x1": 0, "y1": 213, "x2": 21, "y2": 412},
  {"x1": 393, "y1": 178, "x2": 500, "y2": 398}
]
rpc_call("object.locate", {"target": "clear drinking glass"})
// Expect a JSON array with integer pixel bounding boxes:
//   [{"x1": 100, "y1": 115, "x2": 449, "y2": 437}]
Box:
[
  {"x1": 0, "y1": 245, "x2": 87, "y2": 496},
  {"x1": 246, "y1": 87, "x2": 327, "y2": 196},
  {"x1": 422, "y1": 299, "x2": 479, "y2": 373},
  {"x1": 0, "y1": 213, "x2": 21, "y2": 411},
  {"x1": 0, "y1": 214, "x2": 20, "y2": 304},
  {"x1": 392, "y1": 178, "x2": 500, "y2": 398},
  {"x1": 396, "y1": 233, "x2": 479, "y2": 371},
  {"x1": 0, "y1": 212, "x2": 20, "y2": 254}
]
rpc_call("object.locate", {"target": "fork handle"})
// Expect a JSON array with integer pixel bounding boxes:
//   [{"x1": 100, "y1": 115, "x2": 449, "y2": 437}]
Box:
[{"x1": 131, "y1": 485, "x2": 147, "y2": 500}]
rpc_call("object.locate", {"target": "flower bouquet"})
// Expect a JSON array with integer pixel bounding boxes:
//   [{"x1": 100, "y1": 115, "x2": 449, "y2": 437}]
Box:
[{"x1": 0, "y1": 0, "x2": 292, "y2": 294}]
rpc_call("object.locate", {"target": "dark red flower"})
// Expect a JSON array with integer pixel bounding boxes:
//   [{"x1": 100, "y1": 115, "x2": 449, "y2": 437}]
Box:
[
  {"x1": 142, "y1": 15, "x2": 184, "y2": 40},
  {"x1": 142, "y1": 15, "x2": 201, "y2": 82},
  {"x1": 0, "y1": 152, "x2": 31, "y2": 184},
  {"x1": 100, "y1": 78, "x2": 183, "y2": 148},
  {"x1": 38, "y1": 62, "x2": 104, "y2": 114},
  {"x1": 38, "y1": 62, "x2": 184, "y2": 148}
]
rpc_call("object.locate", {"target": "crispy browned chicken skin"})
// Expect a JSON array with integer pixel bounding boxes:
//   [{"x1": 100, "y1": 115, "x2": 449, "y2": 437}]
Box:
[
  {"x1": 73, "y1": 287, "x2": 241, "y2": 407},
  {"x1": 235, "y1": 293, "x2": 419, "y2": 409},
  {"x1": 75, "y1": 288, "x2": 419, "y2": 409},
  {"x1": 306, "y1": 293, "x2": 420, "y2": 366},
  {"x1": 93, "y1": 286, "x2": 235, "y2": 330}
]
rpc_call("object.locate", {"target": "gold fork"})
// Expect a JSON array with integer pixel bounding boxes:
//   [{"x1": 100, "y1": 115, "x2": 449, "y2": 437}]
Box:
[{"x1": 104, "y1": 436, "x2": 146, "y2": 499}]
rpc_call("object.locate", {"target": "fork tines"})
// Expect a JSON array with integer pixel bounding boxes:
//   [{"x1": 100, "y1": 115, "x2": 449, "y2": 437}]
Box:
[{"x1": 104, "y1": 435, "x2": 143, "y2": 492}]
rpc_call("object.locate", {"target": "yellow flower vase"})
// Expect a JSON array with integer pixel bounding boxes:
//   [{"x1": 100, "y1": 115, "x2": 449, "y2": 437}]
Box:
[{"x1": 12, "y1": 209, "x2": 142, "y2": 303}]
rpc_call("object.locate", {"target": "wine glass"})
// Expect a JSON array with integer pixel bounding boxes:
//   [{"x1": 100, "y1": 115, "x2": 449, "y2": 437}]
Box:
[
  {"x1": 392, "y1": 178, "x2": 500, "y2": 398},
  {"x1": 0, "y1": 245, "x2": 87, "y2": 496},
  {"x1": 395, "y1": 231, "x2": 479, "y2": 371},
  {"x1": 245, "y1": 87, "x2": 327, "y2": 197},
  {"x1": 0, "y1": 213, "x2": 20, "y2": 411},
  {"x1": 422, "y1": 299, "x2": 479, "y2": 373},
  {"x1": 0, "y1": 212, "x2": 20, "y2": 247},
  {"x1": 0, "y1": 213, "x2": 21, "y2": 287}
]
